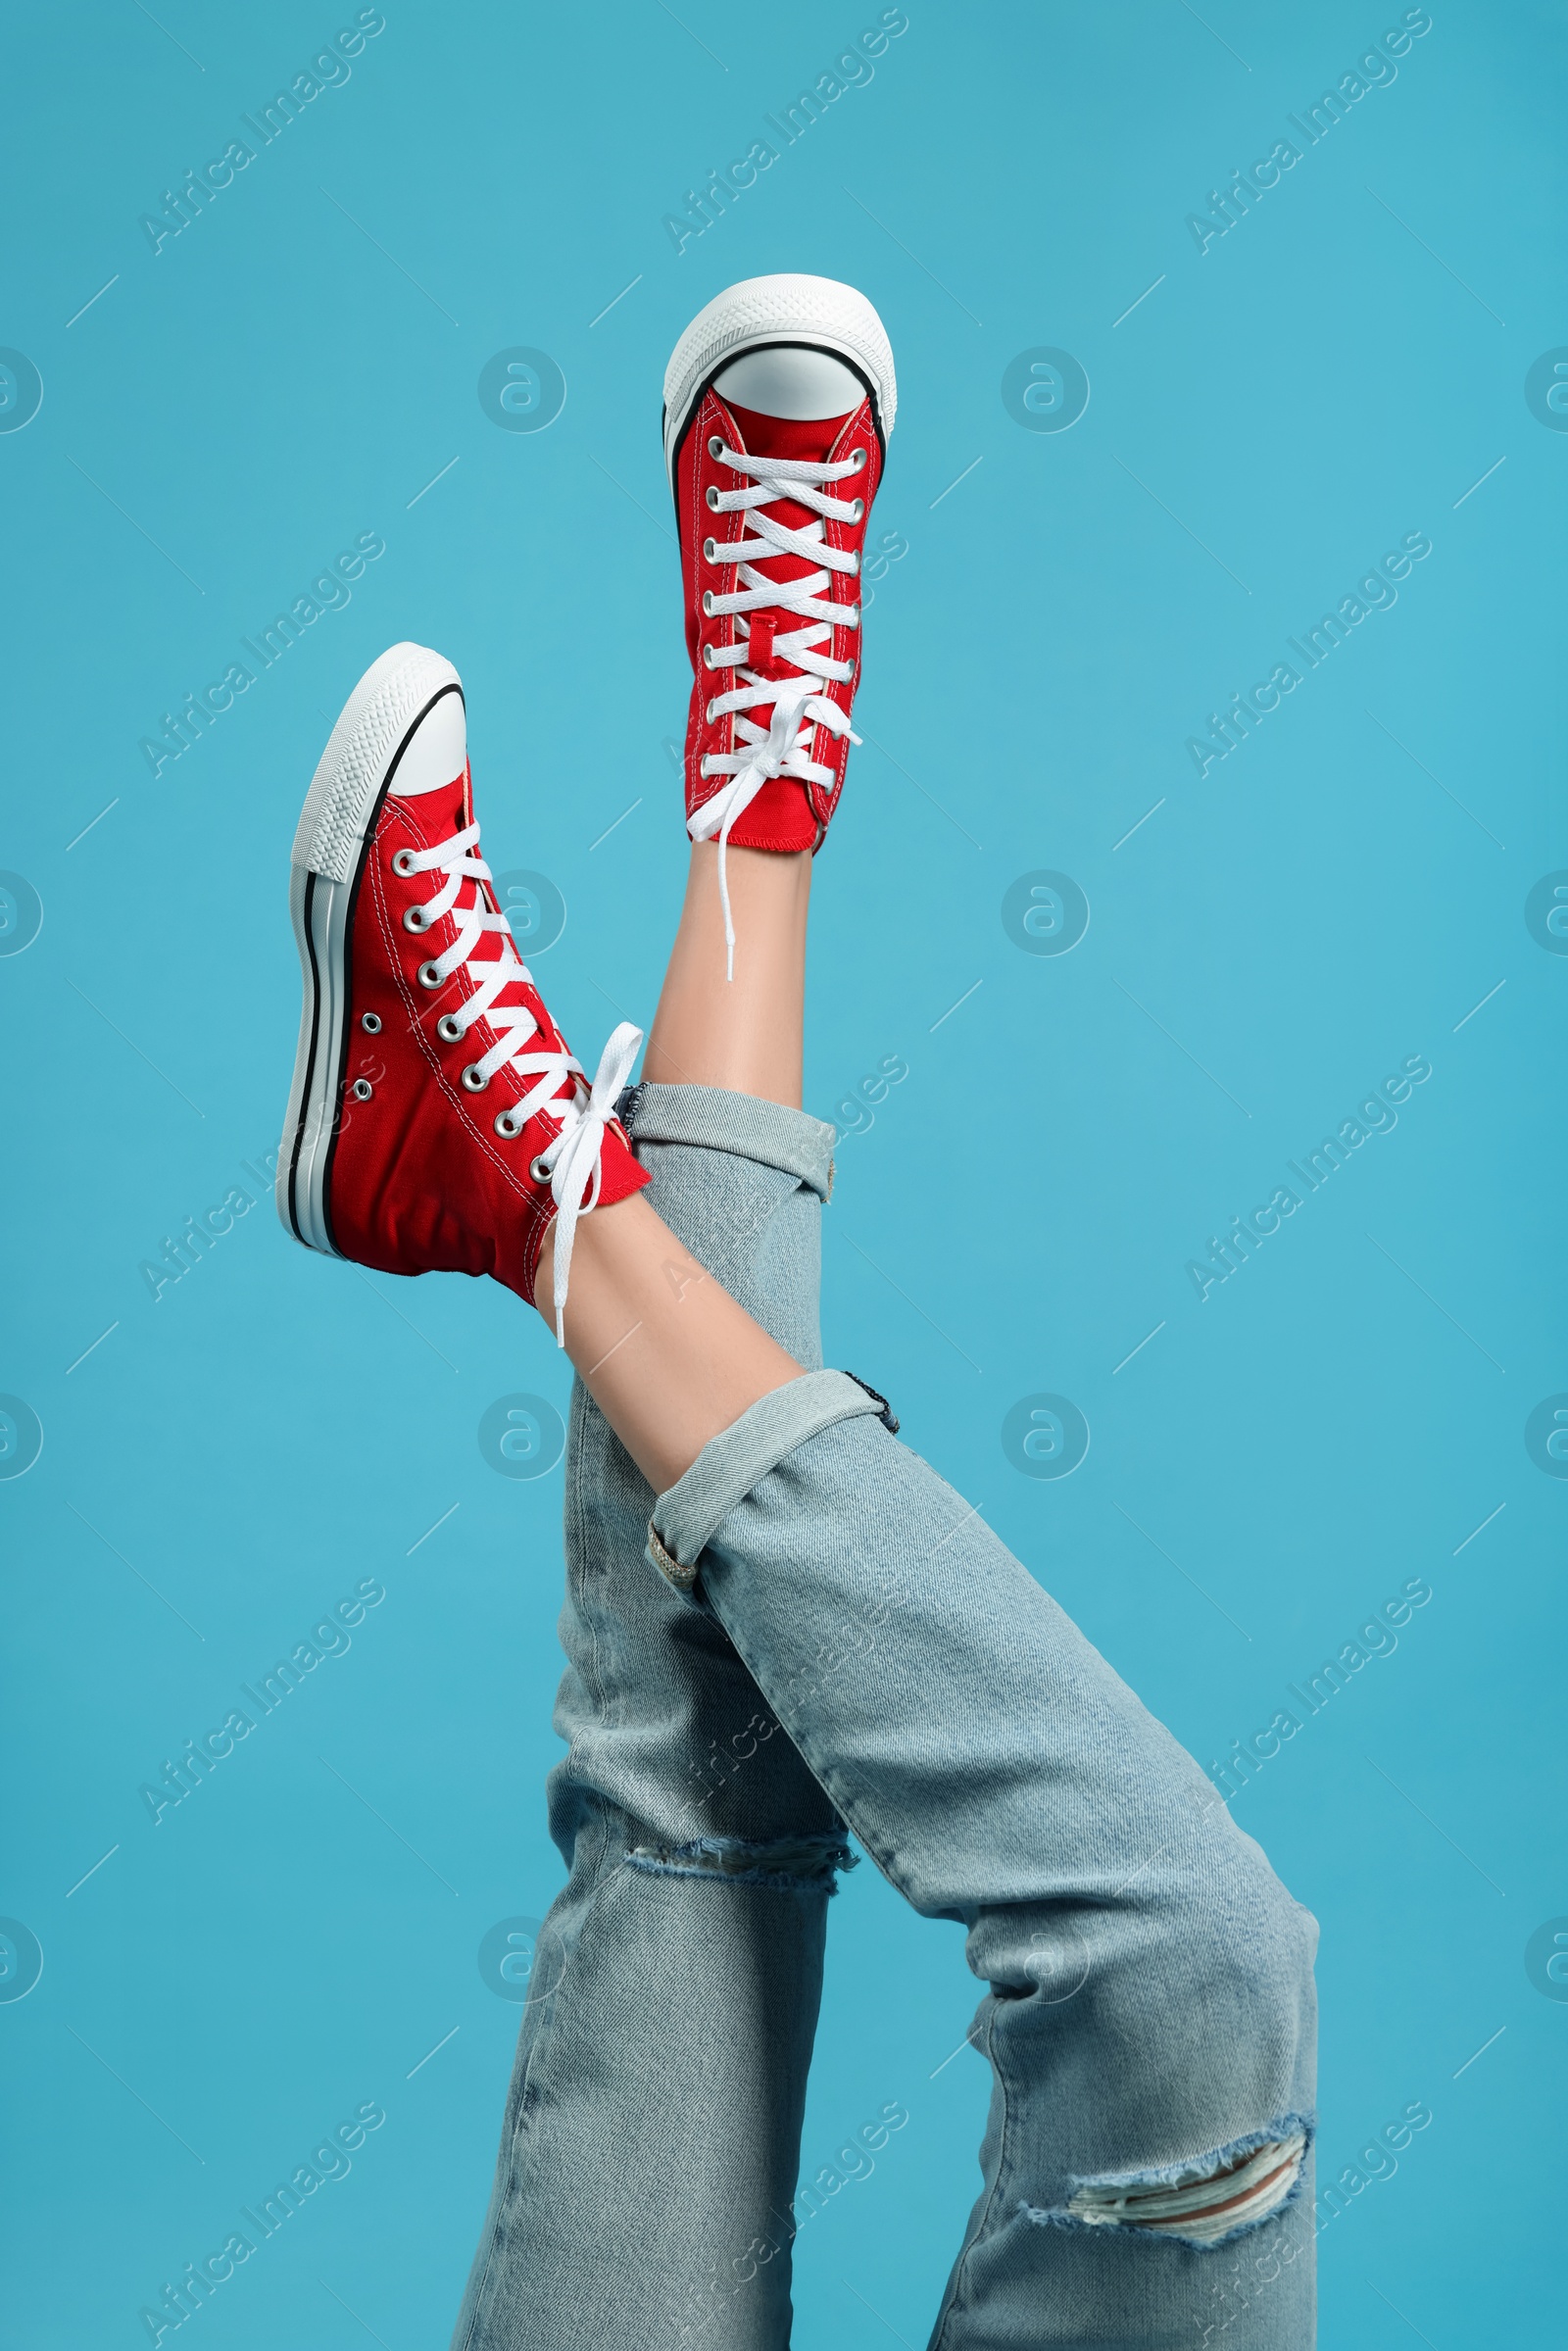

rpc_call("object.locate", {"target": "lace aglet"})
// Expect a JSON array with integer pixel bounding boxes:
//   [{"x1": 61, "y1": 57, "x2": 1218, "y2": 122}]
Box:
[{"x1": 553, "y1": 1221, "x2": 571, "y2": 1349}]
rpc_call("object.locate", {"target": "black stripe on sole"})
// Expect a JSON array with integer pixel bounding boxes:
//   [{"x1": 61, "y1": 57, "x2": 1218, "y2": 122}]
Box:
[
  {"x1": 313, "y1": 680, "x2": 466, "y2": 1258},
  {"x1": 285, "y1": 868, "x2": 322, "y2": 1245}
]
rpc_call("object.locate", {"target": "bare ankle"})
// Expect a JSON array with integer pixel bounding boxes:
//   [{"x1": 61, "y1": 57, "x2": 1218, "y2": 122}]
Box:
[{"x1": 643, "y1": 843, "x2": 810, "y2": 1105}]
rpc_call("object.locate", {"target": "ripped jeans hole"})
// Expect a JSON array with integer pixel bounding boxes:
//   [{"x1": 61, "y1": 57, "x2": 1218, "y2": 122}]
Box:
[
  {"x1": 625, "y1": 1831, "x2": 857, "y2": 1895},
  {"x1": 1068, "y1": 2131, "x2": 1306, "y2": 2247},
  {"x1": 1022, "y1": 2124, "x2": 1310, "y2": 2251}
]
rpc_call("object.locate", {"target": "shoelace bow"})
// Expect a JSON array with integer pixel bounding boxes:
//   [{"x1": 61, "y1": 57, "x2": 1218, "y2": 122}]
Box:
[
  {"x1": 401, "y1": 819, "x2": 641, "y2": 1344},
  {"x1": 695, "y1": 440, "x2": 865, "y2": 977}
]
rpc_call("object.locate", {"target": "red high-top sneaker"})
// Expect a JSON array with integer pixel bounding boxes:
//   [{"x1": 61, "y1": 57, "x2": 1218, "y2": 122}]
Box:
[
  {"x1": 276, "y1": 643, "x2": 648, "y2": 1340},
  {"x1": 663, "y1": 273, "x2": 898, "y2": 973}
]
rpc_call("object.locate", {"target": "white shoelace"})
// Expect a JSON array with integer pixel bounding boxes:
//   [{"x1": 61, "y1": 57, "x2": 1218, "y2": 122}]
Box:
[
  {"x1": 400, "y1": 819, "x2": 642, "y2": 1344},
  {"x1": 693, "y1": 439, "x2": 866, "y2": 977}
]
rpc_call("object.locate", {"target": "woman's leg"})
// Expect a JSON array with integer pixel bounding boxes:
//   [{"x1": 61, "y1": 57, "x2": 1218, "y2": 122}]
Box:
[
  {"x1": 289, "y1": 642, "x2": 1315, "y2": 2347},
  {"x1": 520, "y1": 1122, "x2": 1317, "y2": 2349},
  {"x1": 453, "y1": 859, "x2": 851, "y2": 2351},
  {"x1": 510, "y1": 843, "x2": 815, "y2": 1496},
  {"x1": 640, "y1": 1379, "x2": 1318, "y2": 2351},
  {"x1": 643, "y1": 841, "x2": 811, "y2": 1105}
]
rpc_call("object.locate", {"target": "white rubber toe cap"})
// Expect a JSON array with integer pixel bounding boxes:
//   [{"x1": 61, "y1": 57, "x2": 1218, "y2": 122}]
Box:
[{"x1": 662, "y1": 272, "x2": 897, "y2": 483}]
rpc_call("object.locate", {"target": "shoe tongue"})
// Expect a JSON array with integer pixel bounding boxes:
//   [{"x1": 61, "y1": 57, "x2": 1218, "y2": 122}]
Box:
[
  {"x1": 721, "y1": 399, "x2": 858, "y2": 644},
  {"x1": 722, "y1": 399, "x2": 856, "y2": 468}
]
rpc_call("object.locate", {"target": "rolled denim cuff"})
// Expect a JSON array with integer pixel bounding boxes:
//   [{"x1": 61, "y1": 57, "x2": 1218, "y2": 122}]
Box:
[
  {"x1": 647, "y1": 1369, "x2": 884, "y2": 1591},
  {"x1": 619, "y1": 1081, "x2": 836, "y2": 1202}
]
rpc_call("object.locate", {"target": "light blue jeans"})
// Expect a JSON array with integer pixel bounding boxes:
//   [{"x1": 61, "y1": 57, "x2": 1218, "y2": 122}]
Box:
[{"x1": 453, "y1": 1087, "x2": 1317, "y2": 2351}]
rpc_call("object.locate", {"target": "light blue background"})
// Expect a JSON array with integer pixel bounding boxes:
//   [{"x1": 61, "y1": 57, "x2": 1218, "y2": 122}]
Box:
[{"x1": 2, "y1": 2, "x2": 1561, "y2": 2342}]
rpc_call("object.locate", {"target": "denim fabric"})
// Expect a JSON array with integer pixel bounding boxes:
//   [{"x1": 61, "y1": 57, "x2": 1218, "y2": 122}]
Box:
[
  {"x1": 646, "y1": 1370, "x2": 883, "y2": 1590},
  {"x1": 615, "y1": 1078, "x2": 836, "y2": 1201},
  {"x1": 453, "y1": 1086, "x2": 1317, "y2": 2351}
]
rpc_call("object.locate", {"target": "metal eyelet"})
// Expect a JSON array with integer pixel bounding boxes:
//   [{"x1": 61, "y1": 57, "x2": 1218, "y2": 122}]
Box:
[
  {"x1": 494, "y1": 1107, "x2": 525, "y2": 1139},
  {"x1": 703, "y1": 535, "x2": 718, "y2": 563},
  {"x1": 701, "y1": 589, "x2": 716, "y2": 616},
  {"x1": 701, "y1": 641, "x2": 717, "y2": 668},
  {"x1": 845, "y1": 551, "x2": 860, "y2": 575},
  {"x1": 845, "y1": 658, "x2": 857, "y2": 679},
  {"x1": 706, "y1": 482, "x2": 721, "y2": 511},
  {"x1": 391, "y1": 848, "x2": 417, "y2": 877},
  {"x1": 461, "y1": 1063, "x2": 489, "y2": 1093},
  {"x1": 850, "y1": 497, "x2": 864, "y2": 521},
  {"x1": 360, "y1": 1011, "x2": 382, "y2": 1034},
  {"x1": 417, "y1": 960, "x2": 443, "y2": 989},
  {"x1": 351, "y1": 1078, "x2": 373, "y2": 1102},
  {"x1": 708, "y1": 435, "x2": 724, "y2": 459},
  {"x1": 403, "y1": 905, "x2": 429, "y2": 934},
  {"x1": 529, "y1": 1153, "x2": 554, "y2": 1184},
  {"x1": 849, "y1": 447, "x2": 867, "y2": 472},
  {"x1": 436, "y1": 1014, "x2": 465, "y2": 1044},
  {"x1": 705, "y1": 700, "x2": 717, "y2": 723}
]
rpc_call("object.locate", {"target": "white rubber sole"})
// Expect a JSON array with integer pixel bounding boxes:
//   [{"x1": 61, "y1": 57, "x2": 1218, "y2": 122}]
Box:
[
  {"x1": 662, "y1": 272, "x2": 898, "y2": 485},
  {"x1": 277, "y1": 642, "x2": 463, "y2": 1254}
]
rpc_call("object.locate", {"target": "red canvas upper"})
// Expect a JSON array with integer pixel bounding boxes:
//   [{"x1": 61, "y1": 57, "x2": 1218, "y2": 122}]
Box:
[
  {"x1": 675, "y1": 390, "x2": 885, "y2": 854},
  {"x1": 326, "y1": 761, "x2": 647, "y2": 1307}
]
